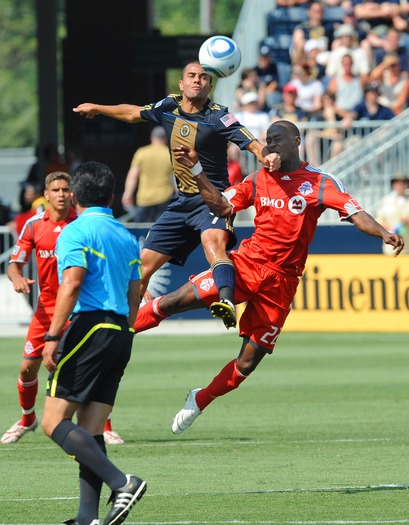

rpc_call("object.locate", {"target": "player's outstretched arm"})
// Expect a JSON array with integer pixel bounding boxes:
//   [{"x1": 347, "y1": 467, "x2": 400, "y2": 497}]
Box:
[
  {"x1": 73, "y1": 103, "x2": 143, "y2": 123},
  {"x1": 350, "y1": 211, "x2": 405, "y2": 256},
  {"x1": 172, "y1": 145, "x2": 232, "y2": 217}
]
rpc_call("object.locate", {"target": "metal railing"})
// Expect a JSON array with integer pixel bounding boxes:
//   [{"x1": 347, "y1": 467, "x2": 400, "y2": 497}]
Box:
[
  {"x1": 0, "y1": 226, "x2": 38, "y2": 325},
  {"x1": 236, "y1": 113, "x2": 409, "y2": 224}
]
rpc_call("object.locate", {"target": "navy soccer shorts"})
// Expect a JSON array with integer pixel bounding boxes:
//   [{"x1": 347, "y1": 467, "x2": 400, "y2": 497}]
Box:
[{"x1": 143, "y1": 193, "x2": 236, "y2": 266}]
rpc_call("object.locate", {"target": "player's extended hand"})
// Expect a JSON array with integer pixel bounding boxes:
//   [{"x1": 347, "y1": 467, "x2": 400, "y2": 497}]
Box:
[
  {"x1": 263, "y1": 152, "x2": 281, "y2": 172},
  {"x1": 383, "y1": 233, "x2": 405, "y2": 256},
  {"x1": 42, "y1": 341, "x2": 59, "y2": 372},
  {"x1": 172, "y1": 145, "x2": 199, "y2": 168},
  {"x1": 12, "y1": 276, "x2": 36, "y2": 295},
  {"x1": 72, "y1": 103, "x2": 100, "y2": 119}
]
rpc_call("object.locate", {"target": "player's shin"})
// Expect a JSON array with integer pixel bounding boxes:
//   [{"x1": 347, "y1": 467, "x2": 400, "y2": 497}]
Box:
[
  {"x1": 211, "y1": 259, "x2": 235, "y2": 304},
  {"x1": 18, "y1": 376, "x2": 38, "y2": 426},
  {"x1": 195, "y1": 359, "x2": 247, "y2": 410}
]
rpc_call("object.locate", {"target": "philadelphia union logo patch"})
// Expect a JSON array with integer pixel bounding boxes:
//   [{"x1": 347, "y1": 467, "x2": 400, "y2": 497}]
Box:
[{"x1": 180, "y1": 124, "x2": 190, "y2": 137}]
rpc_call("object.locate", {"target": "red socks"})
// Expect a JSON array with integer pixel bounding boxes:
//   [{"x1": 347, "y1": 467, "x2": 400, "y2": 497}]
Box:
[
  {"x1": 103, "y1": 413, "x2": 112, "y2": 432},
  {"x1": 133, "y1": 296, "x2": 169, "y2": 333},
  {"x1": 196, "y1": 359, "x2": 247, "y2": 411},
  {"x1": 18, "y1": 376, "x2": 38, "y2": 427}
]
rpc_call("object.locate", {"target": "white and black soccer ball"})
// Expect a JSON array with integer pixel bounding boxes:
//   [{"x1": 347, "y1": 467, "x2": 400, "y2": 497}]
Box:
[{"x1": 198, "y1": 35, "x2": 242, "y2": 78}]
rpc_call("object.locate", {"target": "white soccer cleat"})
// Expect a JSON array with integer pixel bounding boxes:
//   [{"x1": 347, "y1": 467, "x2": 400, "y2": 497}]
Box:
[
  {"x1": 103, "y1": 430, "x2": 125, "y2": 445},
  {"x1": 1, "y1": 419, "x2": 39, "y2": 444},
  {"x1": 172, "y1": 388, "x2": 202, "y2": 434}
]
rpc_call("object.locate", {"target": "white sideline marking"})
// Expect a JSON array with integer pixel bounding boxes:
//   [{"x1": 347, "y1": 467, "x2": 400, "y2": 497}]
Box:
[
  {"x1": 126, "y1": 521, "x2": 409, "y2": 524},
  {"x1": 3, "y1": 483, "x2": 409, "y2": 503},
  {"x1": 0, "y1": 520, "x2": 409, "y2": 525},
  {"x1": 0, "y1": 438, "x2": 393, "y2": 454}
]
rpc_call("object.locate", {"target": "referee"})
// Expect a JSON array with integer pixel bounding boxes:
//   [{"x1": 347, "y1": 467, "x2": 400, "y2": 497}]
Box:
[{"x1": 41, "y1": 162, "x2": 146, "y2": 525}]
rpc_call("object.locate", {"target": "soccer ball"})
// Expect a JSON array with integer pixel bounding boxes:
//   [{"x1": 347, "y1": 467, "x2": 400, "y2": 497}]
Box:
[{"x1": 198, "y1": 35, "x2": 242, "y2": 78}]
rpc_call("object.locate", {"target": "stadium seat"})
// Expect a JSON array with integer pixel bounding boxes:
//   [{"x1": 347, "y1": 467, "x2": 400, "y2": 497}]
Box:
[
  {"x1": 323, "y1": 6, "x2": 344, "y2": 22},
  {"x1": 263, "y1": 34, "x2": 293, "y2": 49},
  {"x1": 276, "y1": 61, "x2": 293, "y2": 87},
  {"x1": 269, "y1": 6, "x2": 308, "y2": 22},
  {"x1": 266, "y1": 47, "x2": 291, "y2": 64},
  {"x1": 267, "y1": 16, "x2": 297, "y2": 36}
]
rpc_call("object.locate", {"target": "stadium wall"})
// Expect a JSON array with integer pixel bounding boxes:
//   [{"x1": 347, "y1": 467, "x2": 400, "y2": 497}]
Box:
[
  {"x1": 1, "y1": 224, "x2": 407, "y2": 332},
  {"x1": 131, "y1": 224, "x2": 409, "y2": 332}
]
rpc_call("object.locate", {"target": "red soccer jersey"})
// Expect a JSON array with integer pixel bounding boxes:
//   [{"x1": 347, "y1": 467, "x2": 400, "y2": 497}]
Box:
[
  {"x1": 224, "y1": 162, "x2": 363, "y2": 276},
  {"x1": 9, "y1": 207, "x2": 77, "y2": 308}
]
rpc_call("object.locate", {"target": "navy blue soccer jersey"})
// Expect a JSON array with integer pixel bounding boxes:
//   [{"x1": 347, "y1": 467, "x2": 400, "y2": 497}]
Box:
[{"x1": 140, "y1": 95, "x2": 256, "y2": 194}]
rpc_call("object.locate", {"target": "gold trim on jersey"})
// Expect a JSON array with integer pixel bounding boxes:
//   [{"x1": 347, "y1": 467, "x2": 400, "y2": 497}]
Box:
[{"x1": 170, "y1": 118, "x2": 200, "y2": 194}]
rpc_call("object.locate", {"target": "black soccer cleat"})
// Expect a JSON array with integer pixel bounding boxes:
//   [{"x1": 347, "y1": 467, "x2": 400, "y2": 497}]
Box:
[
  {"x1": 210, "y1": 299, "x2": 237, "y2": 329},
  {"x1": 103, "y1": 474, "x2": 147, "y2": 525}
]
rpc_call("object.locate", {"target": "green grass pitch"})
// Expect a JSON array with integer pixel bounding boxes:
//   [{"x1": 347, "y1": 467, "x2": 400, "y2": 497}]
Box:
[{"x1": 0, "y1": 330, "x2": 408, "y2": 525}]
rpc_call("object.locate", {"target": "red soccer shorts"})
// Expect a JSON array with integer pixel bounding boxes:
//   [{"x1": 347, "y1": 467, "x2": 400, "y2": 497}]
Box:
[
  {"x1": 190, "y1": 251, "x2": 299, "y2": 353},
  {"x1": 23, "y1": 306, "x2": 69, "y2": 360}
]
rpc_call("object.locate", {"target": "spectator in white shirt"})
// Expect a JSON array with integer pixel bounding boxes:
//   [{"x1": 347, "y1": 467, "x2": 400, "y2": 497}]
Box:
[
  {"x1": 234, "y1": 92, "x2": 270, "y2": 143},
  {"x1": 325, "y1": 24, "x2": 370, "y2": 80}
]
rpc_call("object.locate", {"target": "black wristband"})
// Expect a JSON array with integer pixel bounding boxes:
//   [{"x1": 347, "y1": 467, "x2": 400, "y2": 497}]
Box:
[{"x1": 44, "y1": 332, "x2": 61, "y2": 342}]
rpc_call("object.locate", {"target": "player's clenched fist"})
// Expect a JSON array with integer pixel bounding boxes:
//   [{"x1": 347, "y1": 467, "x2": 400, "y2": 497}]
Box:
[{"x1": 72, "y1": 103, "x2": 100, "y2": 118}]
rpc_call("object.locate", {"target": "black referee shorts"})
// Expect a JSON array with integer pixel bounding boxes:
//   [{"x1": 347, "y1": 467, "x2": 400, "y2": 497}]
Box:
[{"x1": 46, "y1": 310, "x2": 134, "y2": 406}]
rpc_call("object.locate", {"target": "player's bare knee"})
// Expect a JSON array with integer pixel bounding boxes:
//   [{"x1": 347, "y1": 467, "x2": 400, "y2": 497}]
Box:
[
  {"x1": 41, "y1": 417, "x2": 53, "y2": 437},
  {"x1": 236, "y1": 360, "x2": 257, "y2": 376},
  {"x1": 19, "y1": 360, "x2": 40, "y2": 380}
]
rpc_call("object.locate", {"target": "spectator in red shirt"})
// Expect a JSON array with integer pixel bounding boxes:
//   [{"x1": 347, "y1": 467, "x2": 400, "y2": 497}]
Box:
[{"x1": 227, "y1": 143, "x2": 244, "y2": 186}]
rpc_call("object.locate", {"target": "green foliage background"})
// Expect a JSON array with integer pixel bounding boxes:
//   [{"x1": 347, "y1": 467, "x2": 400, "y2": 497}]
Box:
[{"x1": 0, "y1": 0, "x2": 243, "y2": 148}]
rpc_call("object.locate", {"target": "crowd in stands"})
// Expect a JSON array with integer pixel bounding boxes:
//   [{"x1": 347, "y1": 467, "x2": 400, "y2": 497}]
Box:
[
  {"x1": 229, "y1": 0, "x2": 409, "y2": 177},
  {"x1": 1, "y1": 143, "x2": 82, "y2": 233}
]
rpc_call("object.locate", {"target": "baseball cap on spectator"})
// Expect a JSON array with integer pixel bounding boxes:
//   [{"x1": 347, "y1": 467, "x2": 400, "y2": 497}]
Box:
[
  {"x1": 383, "y1": 52, "x2": 399, "y2": 65},
  {"x1": 391, "y1": 173, "x2": 409, "y2": 184},
  {"x1": 334, "y1": 24, "x2": 357, "y2": 38},
  {"x1": 241, "y1": 92, "x2": 259, "y2": 105},
  {"x1": 282, "y1": 83, "x2": 297, "y2": 95},
  {"x1": 371, "y1": 24, "x2": 388, "y2": 38},
  {"x1": 364, "y1": 81, "x2": 381, "y2": 93},
  {"x1": 260, "y1": 45, "x2": 270, "y2": 57},
  {"x1": 344, "y1": 6, "x2": 355, "y2": 16}
]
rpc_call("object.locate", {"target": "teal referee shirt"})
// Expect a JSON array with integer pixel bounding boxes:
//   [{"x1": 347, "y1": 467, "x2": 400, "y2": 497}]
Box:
[{"x1": 56, "y1": 207, "x2": 141, "y2": 316}]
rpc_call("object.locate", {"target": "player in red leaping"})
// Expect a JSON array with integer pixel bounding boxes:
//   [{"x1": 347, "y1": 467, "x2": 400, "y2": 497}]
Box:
[{"x1": 132, "y1": 120, "x2": 404, "y2": 434}]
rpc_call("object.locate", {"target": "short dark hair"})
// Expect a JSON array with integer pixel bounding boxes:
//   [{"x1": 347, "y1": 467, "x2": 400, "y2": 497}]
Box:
[
  {"x1": 72, "y1": 161, "x2": 115, "y2": 207},
  {"x1": 267, "y1": 120, "x2": 301, "y2": 139},
  {"x1": 181, "y1": 61, "x2": 213, "y2": 84}
]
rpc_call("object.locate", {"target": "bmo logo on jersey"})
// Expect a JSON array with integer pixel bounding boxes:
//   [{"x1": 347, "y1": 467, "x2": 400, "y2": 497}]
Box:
[
  {"x1": 38, "y1": 250, "x2": 56, "y2": 258},
  {"x1": 289, "y1": 195, "x2": 307, "y2": 214},
  {"x1": 260, "y1": 197, "x2": 285, "y2": 208},
  {"x1": 260, "y1": 195, "x2": 307, "y2": 214}
]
